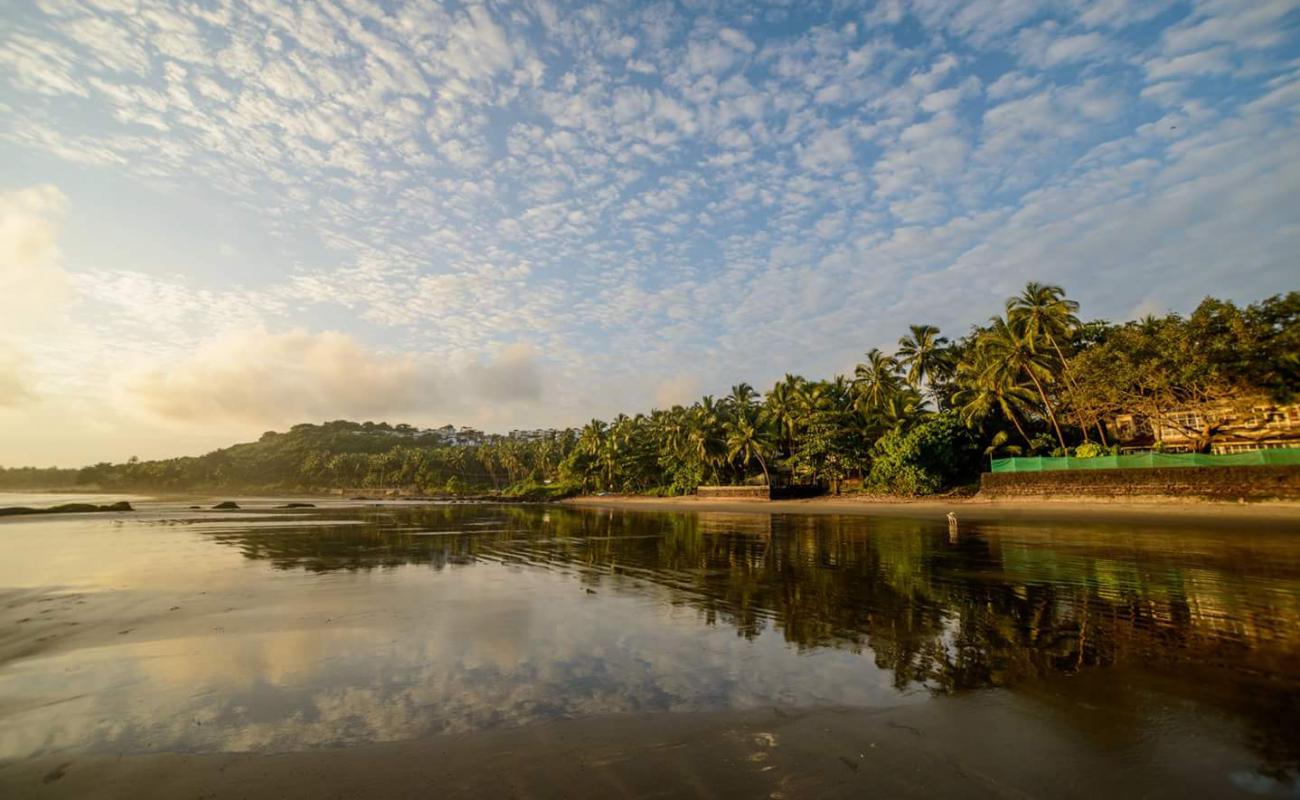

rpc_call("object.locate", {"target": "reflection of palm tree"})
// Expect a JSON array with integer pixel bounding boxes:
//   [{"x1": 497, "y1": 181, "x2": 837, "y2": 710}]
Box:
[{"x1": 211, "y1": 502, "x2": 1300, "y2": 773}]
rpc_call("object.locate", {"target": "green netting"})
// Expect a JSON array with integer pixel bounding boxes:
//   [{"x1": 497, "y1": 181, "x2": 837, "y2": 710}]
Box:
[{"x1": 990, "y1": 448, "x2": 1300, "y2": 472}]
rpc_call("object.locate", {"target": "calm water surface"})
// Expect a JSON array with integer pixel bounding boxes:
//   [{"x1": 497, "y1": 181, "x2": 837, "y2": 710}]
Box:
[{"x1": 1, "y1": 501, "x2": 1298, "y2": 789}]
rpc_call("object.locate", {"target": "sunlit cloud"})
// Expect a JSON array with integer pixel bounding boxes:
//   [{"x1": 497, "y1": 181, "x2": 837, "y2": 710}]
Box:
[{"x1": 126, "y1": 329, "x2": 546, "y2": 428}]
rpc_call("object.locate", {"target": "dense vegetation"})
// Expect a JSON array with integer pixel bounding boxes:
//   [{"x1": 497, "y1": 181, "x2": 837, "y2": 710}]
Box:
[{"x1": 2, "y1": 285, "x2": 1295, "y2": 497}]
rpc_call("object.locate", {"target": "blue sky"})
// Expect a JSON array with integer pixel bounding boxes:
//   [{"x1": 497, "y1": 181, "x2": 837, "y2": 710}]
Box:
[{"x1": 1, "y1": 0, "x2": 1298, "y2": 465}]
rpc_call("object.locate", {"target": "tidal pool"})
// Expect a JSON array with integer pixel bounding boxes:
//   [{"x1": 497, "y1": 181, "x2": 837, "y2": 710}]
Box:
[{"x1": 1, "y1": 500, "x2": 1297, "y2": 798}]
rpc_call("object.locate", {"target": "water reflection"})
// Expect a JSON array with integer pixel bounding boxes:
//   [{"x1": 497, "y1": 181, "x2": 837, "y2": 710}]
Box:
[{"x1": 1, "y1": 503, "x2": 1297, "y2": 778}]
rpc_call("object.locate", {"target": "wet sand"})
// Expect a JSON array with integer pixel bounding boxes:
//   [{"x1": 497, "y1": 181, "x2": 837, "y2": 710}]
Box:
[
  {"x1": 563, "y1": 493, "x2": 1300, "y2": 528},
  {"x1": 2, "y1": 687, "x2": 1280, "y2": 800},
  {"x1": 3, "y1": 501, "x2": 1297, "y2": 799}
]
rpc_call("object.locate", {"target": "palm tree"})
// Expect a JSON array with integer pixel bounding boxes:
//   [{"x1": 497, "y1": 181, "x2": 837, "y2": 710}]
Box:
[
  {"x1": 978, "y1": 316, "x2": 1068, "y2": 451},
  {"x1": 727, "y1": 382, "x2": 758, "y2": 413},
  {"x1": 764, "y1": 376, "x2": 803, "y2": 458},
  {"x1": 725, "y1": 405, "x2": 774, "y2": 485},
  {"x1": 982, "y1": 430, "x2": 1023, "y2": 469},
  {"x1": 954, "y1": 355, "x2": 1037, "y2": 446},
  {"x1": 853, "y1": 348, "x2": 902, "y2": 414},
  {"x1": 578, "y1": 419, "x2": 606, "y2": 457},
  {"x1": 1006, "y1": 282, "x2": 1105, "y2": 443},
  {"x1": 896, "y1": 324, "x2": 949, "y2": 392},
  {"x1": 868, "y1": 384, "x2": 927, "y2": 435},
  {"x1": 689, "y1": 396, "x2": 727, "y2": 482}
]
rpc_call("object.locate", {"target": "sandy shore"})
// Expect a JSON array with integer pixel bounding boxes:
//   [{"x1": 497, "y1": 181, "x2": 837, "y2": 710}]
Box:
[{"x1": 563, "y1": 493, "x2": 1300, "y2": 527}]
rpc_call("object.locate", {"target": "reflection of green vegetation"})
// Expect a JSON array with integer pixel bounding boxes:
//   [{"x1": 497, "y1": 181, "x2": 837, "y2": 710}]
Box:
[{"x1": 205, "y1": 504, "x2": 1300, "y2": 775}]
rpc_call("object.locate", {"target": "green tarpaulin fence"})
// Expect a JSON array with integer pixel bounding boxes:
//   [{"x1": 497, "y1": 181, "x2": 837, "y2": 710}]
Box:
[{"x1": 990, "y1": 449, "x2": 1300, "y2": 472}]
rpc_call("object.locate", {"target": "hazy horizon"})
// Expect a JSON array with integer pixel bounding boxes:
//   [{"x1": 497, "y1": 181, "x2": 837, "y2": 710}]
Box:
[{"x1": 3, "y1": 0, "x2": 1299, "y2": 467}]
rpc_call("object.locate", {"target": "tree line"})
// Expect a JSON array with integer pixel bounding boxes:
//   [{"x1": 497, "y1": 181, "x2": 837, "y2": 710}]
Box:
[{"x1": 2, "y1": 285, "x2": 1295, "y2": 497}]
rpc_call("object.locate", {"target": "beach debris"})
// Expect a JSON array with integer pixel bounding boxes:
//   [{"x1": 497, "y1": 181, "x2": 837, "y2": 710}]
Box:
[{"x1": 212, "y1": 501, "x2": 240, "y2": 510}]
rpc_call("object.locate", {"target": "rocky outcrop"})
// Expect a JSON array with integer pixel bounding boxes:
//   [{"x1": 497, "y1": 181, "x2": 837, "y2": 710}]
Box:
[{"x1": 0, "y1": 501, "x2": 134, "y2": 517}]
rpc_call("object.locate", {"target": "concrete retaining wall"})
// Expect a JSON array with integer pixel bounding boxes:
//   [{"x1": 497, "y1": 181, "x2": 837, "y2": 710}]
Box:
[
  {"x1": 695, "y1": 485, "x2": 771, "y2": 500},
  {"x1": 980, "y1": 466, "x2": 1300, "y2": 501}
]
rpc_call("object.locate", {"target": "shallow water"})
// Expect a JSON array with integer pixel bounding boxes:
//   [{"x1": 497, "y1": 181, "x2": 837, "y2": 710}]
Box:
[{"x1": 1, "y1": 500, "x2": 1298, "y2": 793}]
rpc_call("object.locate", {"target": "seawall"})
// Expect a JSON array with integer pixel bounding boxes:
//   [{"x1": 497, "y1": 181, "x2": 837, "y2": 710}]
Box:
[{"x1": 980, "y1": 465, "x2": 1300, "y2": 502}]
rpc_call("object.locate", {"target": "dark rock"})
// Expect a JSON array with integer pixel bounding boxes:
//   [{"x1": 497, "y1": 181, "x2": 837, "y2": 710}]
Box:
[
  {"x1": 212, "y1": 501, "x2": 240, "y2": 510},
  {"x1": 276, "y1": 502, "x2": 316, "y2": 508},
  {"x1": 0, "y1": 501, "x2": 134, "y2": 517}
]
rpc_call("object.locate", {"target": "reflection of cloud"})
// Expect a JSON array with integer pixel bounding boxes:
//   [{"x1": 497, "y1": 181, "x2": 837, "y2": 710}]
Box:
[
  {"x1": 4, "y1": 505, "x2": 1296, "y2": 769},
  {"x1": 0, "y1": 557, "x2": 902, "y2": 759}
]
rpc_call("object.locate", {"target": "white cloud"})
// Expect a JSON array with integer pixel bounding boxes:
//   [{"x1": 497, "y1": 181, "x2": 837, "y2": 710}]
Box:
[
  {"x1": 796, "y1": 126, "x2": 853, "y2": 172},
  {"x1": 0, "y1": 184, "x2": 74, "y2": 334},
  {"x1": 654, "y1": 373, "x2": 700, "y2": 408},
  {"x1": 1144, "y1": 46, "x2": 1234, "y2": 81},
  {"x1": 1160, "y1": 0, "x2": 1296, "y2": 54},
  {"x1": 1018, "y1": 26, "x2": 1112, "y2": 68},
  {"x1": 0, "y1": 343, "x2": 33, "y2": 407},
  {"x1": 124, "y1": 329, "x2": 546, "y2": 428},
  {"x1": 126, "y1": 328, "x2": 430, "y2": 425}
]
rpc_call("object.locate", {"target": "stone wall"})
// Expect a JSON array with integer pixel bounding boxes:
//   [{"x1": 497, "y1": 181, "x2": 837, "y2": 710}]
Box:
[
  {"x1": 980, "y1": 466, "x2": 1300, "y2": 501},
  {"x1": 695, "y1": 485, "x2": 771, "y2": 500}
]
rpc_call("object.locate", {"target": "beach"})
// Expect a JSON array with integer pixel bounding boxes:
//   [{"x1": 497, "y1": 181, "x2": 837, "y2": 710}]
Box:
[{"x1": 562, "y1": 493, "x2": 1300, "y2": 528}]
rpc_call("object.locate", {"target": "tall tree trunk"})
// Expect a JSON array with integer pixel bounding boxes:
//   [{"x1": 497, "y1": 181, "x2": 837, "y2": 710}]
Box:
[
  {"x1": 1047, "y1": 334, "x2": 1094, "y2": 443},
  {"x1": 1026, "y1": 371, "x2": 1068, "y2": 451},
  {"x1": 1004, "y1": 402, "x2": 1032, "y2": 447}
]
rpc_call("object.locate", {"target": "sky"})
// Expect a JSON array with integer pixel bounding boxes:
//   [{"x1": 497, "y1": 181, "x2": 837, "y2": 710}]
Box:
[{"x1": 1, "y1": 0, "x2": 1298, "y2": 467}]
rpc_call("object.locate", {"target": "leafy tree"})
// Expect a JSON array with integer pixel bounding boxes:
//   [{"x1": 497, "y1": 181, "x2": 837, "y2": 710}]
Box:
[{"x1": 868, "y1": 412, "x2": 980, "y2": 496}]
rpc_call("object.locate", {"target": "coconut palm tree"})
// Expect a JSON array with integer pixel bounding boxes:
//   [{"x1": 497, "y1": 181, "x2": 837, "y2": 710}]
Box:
[
  {"x1": 868, "y1": 384, "x2": 928, "y2": 435},
  {"x1": 1006, "y1": 282, "x2": 1105, "y2": 443},
  {"x1": 954, "y1": 356, "x2": 1037, "y2": 446},
  {"x1": 725, "y1": 404, "x2": 774, "y2": 485},
  {"x1": 852, "y1": 349, "x2": 902, "y2": 414},
  {"x1": 978, "y1": 316, "x2": 1068, "y2": 451},
  {"x1": 896, "y1": 324, "x2": 949, "y2": 392},
  {"x1": 764, "y1": 376, "x2": 803, "y2": 458},
  {"x1": 689, "y1": 396, "x2": 728, "y2": 482},
  {"x1": 727, "y1": 382, "x2": 758, "y2": 413}
]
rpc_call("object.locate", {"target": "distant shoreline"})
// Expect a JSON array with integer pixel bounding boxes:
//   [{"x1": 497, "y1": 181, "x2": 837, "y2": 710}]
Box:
[{"x1": 562, "y1": 493, "x2": 1300, "y2": 527}]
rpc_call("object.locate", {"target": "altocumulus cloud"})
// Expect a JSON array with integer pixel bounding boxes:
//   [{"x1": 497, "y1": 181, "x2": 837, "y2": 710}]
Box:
[{"x1": 127, "y1": 329, "x2": 545, "y2": 427}]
